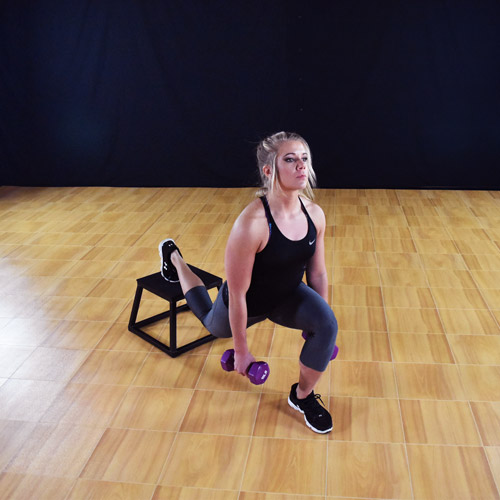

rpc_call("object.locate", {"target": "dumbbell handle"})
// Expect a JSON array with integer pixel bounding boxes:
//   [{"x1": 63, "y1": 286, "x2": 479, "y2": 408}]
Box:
[{"x1": 220, "y1": 349, "x2": 269, "y2": 385}]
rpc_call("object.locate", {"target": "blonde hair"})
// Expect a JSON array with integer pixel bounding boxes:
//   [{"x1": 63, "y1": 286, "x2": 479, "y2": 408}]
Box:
[{"x1": 256, "y1": 131, "x2": 317, "y2": 199}]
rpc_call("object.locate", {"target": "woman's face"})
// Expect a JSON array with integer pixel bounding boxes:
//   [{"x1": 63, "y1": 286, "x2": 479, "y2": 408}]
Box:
[{"x1": 274, "y1": 140, "x2": 309, "y2": 192}]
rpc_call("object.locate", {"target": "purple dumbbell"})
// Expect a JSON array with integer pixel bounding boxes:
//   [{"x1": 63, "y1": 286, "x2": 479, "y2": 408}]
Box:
[
  {"x1": 302, "y1": 331, "x2": 339, "y2": 360},
  {"x1": 220, "y1": 349, "x2": 270, "y2": 385}
]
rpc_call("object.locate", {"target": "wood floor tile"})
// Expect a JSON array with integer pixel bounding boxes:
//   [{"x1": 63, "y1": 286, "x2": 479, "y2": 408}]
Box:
[
  {"x1": 33, "y1": 295, "x2": 81, "y2": 320},
  {"x1": 390, "y1": 333, "x2": 454, "y2": 363},
  {"x1": 334, "y1": 306, "x2": 387, "y2": 332},
  {"x1": 68, "y1": 479, "x2": 155, "y2": 500},
  {"x1": 331, "y1": 361, "x2": 397, "y2": 398},
  {"x1": 242, "y1": 437, "x2": 326, "y2": 496},
  {"x1": 65, "y1": 297, "x2": 128, "y2": 322},
  {"x1": 382, "y1": 286, "x2": 435, "y2": 308},
  {"x1": 0, "y1": 379, "x2": 65, "y2": 421},
  {"x1": 44, "y1": 277, "x2": 101, "y2": 297},
  {"x1": 420, "y1": 253, "x2": 467, "y2": 270},
  {"x1": 471, "y1": 269, "x2": 500, "y2": 289},
  {"x1": 401, "y1": 399, "x2": 481, "y2": 445},
  {"x1": 463, "y1": 253, "x2": 500, "y2": 271},
  {"x1": 481, "y1": 288, "x2": 500, "y2": 310},
  {"x1": 395, "y1": 363, "x2": 465, "y2": 400},
  {"x1": 0, "y1": 318, "x2": 60, "y2": 347},
  {"x1": 331, "y1": 396, "x2": 404, "y2": 443},
  {"x1": 11, "y1": 347, "x2": 88, "y2": 382},
  {"x1": 372, "y1": 226, "x2": 412, "y2": 238},
  {"x1": 40, "y1": 383, "x2": 127, "y2": 426},
  {"x1": 106, "y1": 260, "x2": 157, "y2": 279},
  {"x1": 71, "y1": 350, "x2": 147, "y2": 385},
  {"x1": 385, "y1": 308, "x2": 444, "y2": 334},
  {"x1": 333, "y1": 251, "x2": 377, "y2": 267},
  {"x1": 448, "y1": 227, "x2": 491, "y2": 241},
  {"x1": 239, "y1": 493, "x2": 321, "y2": 500},
  {"x1": 327, "y1": 441, "x2": 411, "y2": 498},
  {"x1": 376, "y1": 252, "x2": 422, "y2": 269},
  {"x1": 109, "y1": 386, "x2": 192, "y2": 431},
  {"x1": 337, "y1": 331, "x2": 391, "y2": 362},
  {"x1": 6, "y1": 422, "x2": 104, "y2": 477},
  {"x1": 0, "y1": 473, "x2": 75, "y2": 500},
  {"x1": 95, "y1": 322, "x2": 153, "y2": 352},
  {"x1": 424, "y1": 268, "x2": 477, "y2": 288},
  {"x1": 160, "y1": 433, "x2": 250, "y2": 490},
  {"x1": 332, "y1": 285, "x2": 383, "y2": 307},
  {"x1": 334, "y1": 225, "x2": 372, "y2": 238},
  {"x1": 268, "y1": 327, "x2": 304, "y2": 359},
  {"x1": 485, "y1": 446, "x2": 500, "y2": 490},
  {"x1": 459, "y1": 365, "x2": 500, "y2": 401},
  {"x1": 64, "y1": 259, "x2": 122, "y2": 278},
  {"x1": 406, "y1": 215, "x2": 445, "y2": 227},
  {"x1": 81, "y1": 246, "x2": 129, "y2": 262},
  {"x1": 493, "y1": 309, "x2": 500, "y2": 325},
  {"x1": 413, "y1": 238, "x2": 458, "y2": 254},
  {"x1": 133, "y1": 352, "x2": 206, "y2": 389},
  {"x1": 2, "y1": 187, "x2": 500, "y2": 499},
  {"x1": 180, "y1": 389, "x2": 259, "y2": 436},
  {"x1": 42, "y1": 320, "x2": 113, "y2": 349},
  {"x1": 471, "y1": 402, "x2": 500, "y2": 445},
  {"x1": 81, "y1": 428, "x2": 175, "y2": 483},
  {"x1": 333, "y1": 267, "x2": 380, "y2": 286},
  {"x1": 0, "y1": 420, "x2": 38, "y2": 470},
  {"x1": 153, "y1": 486, "x2": 238, "y2": 500},
  {"x1": 379, "y1": 268, "x2": 428, "y2": 287},
  {"x1": 374, "y1": 238, "x2": 418, "y2": 253},
  {"x1": 85, "y1": 278, "x2": 137, "y2": 298},
  {"x1": 455, "y1": 239, "x2": 500, "y2": 254},
  {"x1": 448, "y1": 335, "x2": 500, "y2": 364},
  {"x1": 439, "y1": 308, "x2": 500, "y2": 335},
  {"x1": 432, "y1": 287, "x2": 488, "y2": 309},
  {"x1": 407, "y1": 445, "x2": 499, "y2": 499},
  {"x1": 0, "y1": 346, "x2": 35, "y2": 377},
  {"x1": 333, "y1": 237, "x2": 374, "y2": 252}
]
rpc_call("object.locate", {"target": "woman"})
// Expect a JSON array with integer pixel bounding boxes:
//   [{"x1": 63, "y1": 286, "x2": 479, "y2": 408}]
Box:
[{"x1": 159, "y1": 131, "x2": 338, "y2": 434}]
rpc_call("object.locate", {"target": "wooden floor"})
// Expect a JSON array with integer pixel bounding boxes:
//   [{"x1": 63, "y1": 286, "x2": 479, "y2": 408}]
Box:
[{"x1": 0, "y1": 186, "x2": 499, "y2": 500}]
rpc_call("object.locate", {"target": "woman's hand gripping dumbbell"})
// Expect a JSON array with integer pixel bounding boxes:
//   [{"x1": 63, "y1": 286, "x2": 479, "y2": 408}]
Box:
[{"x1": 220, "y1": 349, "x2": 270, "y2": 385}]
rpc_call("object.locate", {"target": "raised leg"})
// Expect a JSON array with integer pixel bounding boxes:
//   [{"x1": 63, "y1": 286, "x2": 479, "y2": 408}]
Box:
[{"x1": 171, "y1": 250, "x2": 204, "y2": 296}]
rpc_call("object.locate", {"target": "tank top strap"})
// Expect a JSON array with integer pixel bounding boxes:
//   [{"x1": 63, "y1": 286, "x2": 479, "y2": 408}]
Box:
[
  {"x1": 298, "y1": 196, "x2": 314, "y2": 225},
  {"x1": 260, "y1": 195, "x2": 274, "y2": 235}
]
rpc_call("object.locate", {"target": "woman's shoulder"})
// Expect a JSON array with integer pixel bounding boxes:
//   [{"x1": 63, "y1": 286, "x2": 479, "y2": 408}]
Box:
[
  {"x1": 231, "y1": 197, "x2": 267, "y2": 235},
  {"x1": 300, "y1": 196, "x2": 326, "y2": 228},
  {"x1": 301, "y1": 196, "x2": 324, "y2": 217},
  {"x1": 227, "y1": 197, "x2": 268, "y2": 252}
]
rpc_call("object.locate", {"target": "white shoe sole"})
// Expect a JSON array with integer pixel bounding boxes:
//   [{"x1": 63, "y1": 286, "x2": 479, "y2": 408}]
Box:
[{"x1": 158, "y1": 238, "x2": 180, "y2": 282}]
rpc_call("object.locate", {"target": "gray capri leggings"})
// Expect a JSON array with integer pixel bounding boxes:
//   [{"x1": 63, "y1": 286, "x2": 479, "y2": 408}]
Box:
[{"x1": 185, "y1": 281, "x2": 338, "y2": 372}]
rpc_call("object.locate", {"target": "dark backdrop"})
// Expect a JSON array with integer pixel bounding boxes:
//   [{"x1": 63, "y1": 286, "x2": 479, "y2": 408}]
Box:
[{"x1": 1, "y1": 1, "x2": 499, "y2": 189}]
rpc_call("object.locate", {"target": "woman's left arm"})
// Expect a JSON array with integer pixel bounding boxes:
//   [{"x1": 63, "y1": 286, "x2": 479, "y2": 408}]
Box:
[{"x1": 305, "y1": 203, "x2": 329, "y2": 302}]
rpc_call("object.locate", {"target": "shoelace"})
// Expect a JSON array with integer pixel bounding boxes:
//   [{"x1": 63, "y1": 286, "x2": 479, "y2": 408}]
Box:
[{"x1": 302, "y1": 393, "x2": 327, "y2": 415}]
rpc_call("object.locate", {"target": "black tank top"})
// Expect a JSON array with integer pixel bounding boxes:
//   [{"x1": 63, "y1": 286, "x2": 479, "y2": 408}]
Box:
[{"x1": 243, "y1": 195, "x2": 317, "y2": 316}]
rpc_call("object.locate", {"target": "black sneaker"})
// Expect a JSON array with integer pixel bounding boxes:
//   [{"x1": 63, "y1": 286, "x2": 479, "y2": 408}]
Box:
[
  {"x1": 158, "y1": 238, "x2": 182, "y2": 282},
  {"x1": 288, "y1": 383, "x2": 333, "y2": 434}
]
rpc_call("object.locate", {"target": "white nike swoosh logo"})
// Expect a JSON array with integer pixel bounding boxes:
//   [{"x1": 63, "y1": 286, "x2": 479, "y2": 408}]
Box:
[{"x1": 309, "y1": 239, "x2": 316, "y2": 245}]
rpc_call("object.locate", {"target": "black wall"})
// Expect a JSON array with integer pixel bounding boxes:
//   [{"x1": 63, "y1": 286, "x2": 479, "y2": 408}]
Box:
[{"x1": 1, "y1": 1, "x2": 499, "y2": 189}]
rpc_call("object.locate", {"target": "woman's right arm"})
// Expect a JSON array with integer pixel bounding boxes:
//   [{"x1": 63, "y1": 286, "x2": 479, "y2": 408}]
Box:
[{"x1": 225, "y1": 207, "x2": 263, "y2": 375}]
